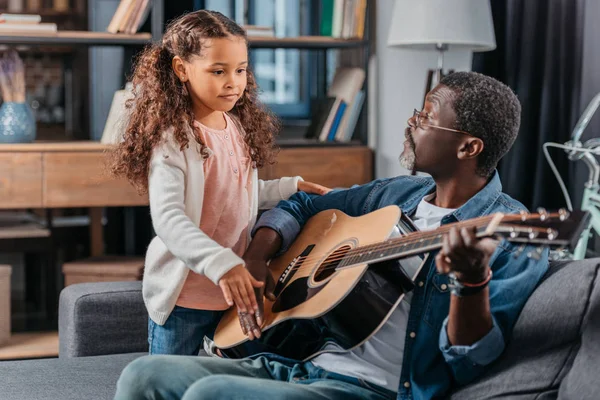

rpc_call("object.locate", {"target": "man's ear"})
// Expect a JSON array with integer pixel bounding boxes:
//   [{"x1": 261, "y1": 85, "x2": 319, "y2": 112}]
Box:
[{"x1": 457, "y1": 137, "x2": 484, "y2": 160}]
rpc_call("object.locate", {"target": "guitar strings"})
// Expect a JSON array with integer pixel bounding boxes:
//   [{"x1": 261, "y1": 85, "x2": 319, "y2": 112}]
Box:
[
  {"x1": 274, "y1": 212, "x2": 552, "y2": 277},
  {"x1": 277, "y1": 217, "x2": 493, "y2": 276}
]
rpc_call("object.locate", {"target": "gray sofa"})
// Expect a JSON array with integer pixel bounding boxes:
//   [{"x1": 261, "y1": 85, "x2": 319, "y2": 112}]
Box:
[{"x1": 1, "y1": 259, "x2": 599, "y2": 400}]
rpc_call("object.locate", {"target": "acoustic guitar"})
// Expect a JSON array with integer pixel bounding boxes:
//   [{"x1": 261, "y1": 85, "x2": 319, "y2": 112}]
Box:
[{"x1": 214, "y1": 206, "x2": 587, "y2": 360}]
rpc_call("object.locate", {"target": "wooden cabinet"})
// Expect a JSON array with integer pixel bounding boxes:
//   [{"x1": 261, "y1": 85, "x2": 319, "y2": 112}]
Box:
[
  {"x1": 43, "y1": 152, "x2": 146, "y2": 208},
  {"x1": 0, "y1": 142, "x2": 146, "y2": 208},
  {"x1": 260, "y1": 146, "x2": 373, "y2": 188},
  {"x1": 0, "y1": 143, "x2": 374, "y2": 209},
  {"x1": 0, "y1": 153, "x2": 43, "y2": 208}
]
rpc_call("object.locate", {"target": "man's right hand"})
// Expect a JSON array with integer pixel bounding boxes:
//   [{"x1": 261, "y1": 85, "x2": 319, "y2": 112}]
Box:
[{"x1": 238, "y1": 258, "x2": 276, "y2": 340}]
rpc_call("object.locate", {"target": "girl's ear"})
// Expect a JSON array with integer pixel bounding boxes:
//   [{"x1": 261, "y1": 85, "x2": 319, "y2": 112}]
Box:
[{"x1": 172, "y1": 56, "x2": 187, "y2": 82}]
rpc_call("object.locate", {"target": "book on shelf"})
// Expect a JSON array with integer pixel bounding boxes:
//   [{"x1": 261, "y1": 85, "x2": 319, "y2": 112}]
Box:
[
  {"x1": 0, "y1": 13, "x2": 57, "y2": 33},
  {"x1": 243, "y1": 25, "x2": 274, "y2": 37},
  {"x1": 320, "y1": 0, "x2": 367, "y2": 39},
  {"x1": 305, "y1": 97, "x2": 337, "y2": 140},
  {"x1": 305, "y1": 67, "x2": 366, "y2": 143},
  {"x1": 0, "y1": 22, "x2": 57, "y2": 33},
  {"x1": 106, "y1": 0, "x2": 151, "y2": 34},
  {"x1": 305, "y1": 97, "x2": 345, "y2": 142},
  {"x1": 318, "y1": 98, "x2": 345, "y2": 142},
  {"x1": 338, "y1": 89, "x2": 364, "y2": 142},
  {"x1": 327, "y1": 100, "x2": 348, "y2": 141},
  {"x1": 327, "y1": 67, "x2": 365, "y2": 141},
  {"x1": 0, "y1": 13, "x2": 41, "y2": 24},
  {"x1": 101, "y1": 83, "x2": 134, "y2": 145}
]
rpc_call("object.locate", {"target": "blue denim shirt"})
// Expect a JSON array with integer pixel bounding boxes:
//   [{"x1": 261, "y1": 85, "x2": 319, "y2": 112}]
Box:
[{"x1": 254, "y1": 171, "x2": 549, "y2": 400}]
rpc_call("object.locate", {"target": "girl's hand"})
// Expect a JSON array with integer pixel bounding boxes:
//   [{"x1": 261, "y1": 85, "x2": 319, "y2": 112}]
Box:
[
  {"x1": 218, "y1": 265, "x2": 263, "y2": 314},
  {"x1": 298, "y1": 181, "x2": 331, "y2": 195}
]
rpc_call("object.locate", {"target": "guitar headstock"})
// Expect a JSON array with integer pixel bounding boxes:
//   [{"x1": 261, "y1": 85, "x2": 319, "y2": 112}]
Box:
[{"x1": 489, "y1": 209, "x2": 590, "y2": 252}]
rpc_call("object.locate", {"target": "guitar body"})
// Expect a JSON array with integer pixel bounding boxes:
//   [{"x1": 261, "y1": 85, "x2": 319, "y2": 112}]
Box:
[{"x1": 215, "y1": 205, "x2": 424, "y2": 360}]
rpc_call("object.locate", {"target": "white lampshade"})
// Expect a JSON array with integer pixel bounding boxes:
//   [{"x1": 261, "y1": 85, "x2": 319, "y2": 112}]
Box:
[{"x1": 387, "y1": 0, "x2": 496, "y2": 52}]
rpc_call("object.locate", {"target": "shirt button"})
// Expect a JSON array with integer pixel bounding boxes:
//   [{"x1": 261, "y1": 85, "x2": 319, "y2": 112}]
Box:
[
  {"x1": 418, "y1": 281, "x2": 424, "y2": 287},
  {"x1": 404, "y1": 381, "x2": 410, "y2": 388},
  {"x1": 441, "y1": 284, "x2": 448, "y2": 290},
  {"x1": 234, "y1": 168, "x2": 238, "y2": 173},
  {"x1": 409, "y1": 332, "x2": 416, "y2": 339},
  {"x1": 229, "y1": 151, "x2": 234, "y2": 156},
  {"x1": 224, "y1": 135, "x2": 229, "y2": 139}
]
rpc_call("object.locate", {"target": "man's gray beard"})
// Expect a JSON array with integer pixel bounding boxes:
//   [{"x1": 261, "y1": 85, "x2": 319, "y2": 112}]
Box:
[{"x1": 398, "y1": 149, "x2": 415, "y2": 170}]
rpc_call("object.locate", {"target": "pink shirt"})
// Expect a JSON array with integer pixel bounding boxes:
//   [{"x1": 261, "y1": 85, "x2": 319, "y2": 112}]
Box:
[{"x1": 176, "y1": 113, "x2": 252, "y2": 310}]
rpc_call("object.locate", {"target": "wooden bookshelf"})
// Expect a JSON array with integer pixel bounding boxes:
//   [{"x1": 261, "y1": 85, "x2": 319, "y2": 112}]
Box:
[
  {"x1": 0, "y1": 30, "x2": 151, "y2": 46},
  {"x1": 248, "y1": 36, "x2": 368, "y2": 49},
  {"x1": 0, "y1": 32, "x2": 364, "y2": 48},
  {"x1": 0, "y1": 141, "x2": 110, "y2": 152},
  {"x1": 0, "y1": 332, "x2": 58, "y2": 360}
]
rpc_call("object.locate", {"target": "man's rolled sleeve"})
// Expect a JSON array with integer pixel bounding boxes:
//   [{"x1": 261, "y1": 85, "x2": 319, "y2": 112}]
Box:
[
  {"x1": 251, "y1": 207, "x2": 301, "y2": 254},
  {"x1": 439, "y1": 315, "x2": 505, "y2": 365},
  {"x1": 438, "y1": 316, "x2": 505, "y2": 385}
]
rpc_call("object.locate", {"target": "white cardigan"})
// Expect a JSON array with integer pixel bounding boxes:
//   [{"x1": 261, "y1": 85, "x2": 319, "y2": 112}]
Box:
[{"x1": 144, "y1": 133, "x2": 301, "y2": 325}]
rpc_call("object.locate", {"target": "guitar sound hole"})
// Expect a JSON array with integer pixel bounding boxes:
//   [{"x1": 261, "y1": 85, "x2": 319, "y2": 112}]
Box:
[{"x1": 314, "y1": 245, "x2": 352, "y2": 282}]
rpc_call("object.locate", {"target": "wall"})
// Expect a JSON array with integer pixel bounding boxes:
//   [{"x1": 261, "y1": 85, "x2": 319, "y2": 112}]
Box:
[{"x1": 373, "y1": 0, "x2": 473, "y2": 179}]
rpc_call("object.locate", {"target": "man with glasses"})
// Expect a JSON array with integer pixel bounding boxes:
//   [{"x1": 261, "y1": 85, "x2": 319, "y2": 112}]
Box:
[{"x1": 115, "y1": 72, "x2": 548, "y2": 400}]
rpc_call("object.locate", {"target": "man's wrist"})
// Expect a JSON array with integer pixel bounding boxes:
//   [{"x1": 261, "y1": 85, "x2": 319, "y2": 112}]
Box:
[
  {"x1": 448, "y1": 268, "x2": 492, "y2": 297},
  {"x1": 452, "y1": 266, "x2": 490, "y2": 284},
  {"x1": 244, "y1": 227, "x2": 282, "y2": 262}
]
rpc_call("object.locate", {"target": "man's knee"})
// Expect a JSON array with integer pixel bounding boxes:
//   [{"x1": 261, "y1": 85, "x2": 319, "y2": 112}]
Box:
[
  {"x1": 181, "y1": 375, "x2": 254, "y2": 400},
  {"x1": 114, "y1": 355, "x2": 182, "y2": 399}
]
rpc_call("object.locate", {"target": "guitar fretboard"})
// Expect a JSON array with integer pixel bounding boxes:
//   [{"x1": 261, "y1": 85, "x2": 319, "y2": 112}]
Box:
[{"x1": 337, "y1": 216, "x2": 494, "y2": 269}]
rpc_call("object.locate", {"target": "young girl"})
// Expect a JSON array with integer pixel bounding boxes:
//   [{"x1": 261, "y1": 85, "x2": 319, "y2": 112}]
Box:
[{"x1": 111, "y1": 10, "x2": 329, "y2": 356}]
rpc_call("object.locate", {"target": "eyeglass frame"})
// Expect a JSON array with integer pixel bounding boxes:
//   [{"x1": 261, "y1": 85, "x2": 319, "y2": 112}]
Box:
[{"x1": 409, "y1": 109, "x2": 473, "y2": 137}]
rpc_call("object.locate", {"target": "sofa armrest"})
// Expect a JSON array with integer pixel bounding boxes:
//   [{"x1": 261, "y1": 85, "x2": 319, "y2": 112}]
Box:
[{"x1": 58, "y1": 281, "x2": 148, "y2": 358}]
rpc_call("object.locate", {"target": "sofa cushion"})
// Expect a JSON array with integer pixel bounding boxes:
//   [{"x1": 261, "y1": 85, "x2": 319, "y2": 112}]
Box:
[
  {"x1": 1, "y1": 352, "x2": 145, "y2": 400},
  {"x1": 451, "y1": 258, "x2": 600, "y2": 400},
  {"x1": 59, "y1": 281, "x2": 147, "y2": 357},
  {"x1": 558, "y1": 257, "x2": 600, "y2": 400}
]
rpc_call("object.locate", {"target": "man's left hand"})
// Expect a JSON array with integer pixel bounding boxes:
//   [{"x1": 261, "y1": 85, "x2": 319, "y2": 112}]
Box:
[
  {"x1": 237, "y1": 258, "x2": 276, "y2": 341},
  {"x1": 435, "y1": 226, "x2": 498, "y2": 283}
]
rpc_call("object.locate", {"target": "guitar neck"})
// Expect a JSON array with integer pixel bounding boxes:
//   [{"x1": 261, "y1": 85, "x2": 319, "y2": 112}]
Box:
[{"x1": 337, "y1": 215, "x2": 498, "y2": 269}]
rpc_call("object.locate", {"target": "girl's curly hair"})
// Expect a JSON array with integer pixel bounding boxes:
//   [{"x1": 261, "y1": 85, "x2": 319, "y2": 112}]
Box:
[{"x1": 110, "y1": 10, "x2": 279, "y2": 192}]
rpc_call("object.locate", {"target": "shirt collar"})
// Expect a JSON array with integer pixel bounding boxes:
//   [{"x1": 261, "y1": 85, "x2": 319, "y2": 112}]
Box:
[{"x1": 399, "y1": 170, "x2": 503, "y2": 222}]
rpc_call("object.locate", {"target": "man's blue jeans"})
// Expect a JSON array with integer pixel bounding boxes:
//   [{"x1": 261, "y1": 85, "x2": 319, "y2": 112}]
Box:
[{"x1": 114, "y1": 354, "x2": 396, "y2": 400}]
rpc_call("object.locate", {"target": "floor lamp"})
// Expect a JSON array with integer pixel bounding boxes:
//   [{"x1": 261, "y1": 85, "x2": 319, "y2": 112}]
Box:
[{"x1": 387, "y1": 0, "x2": 497, "y2": 102}]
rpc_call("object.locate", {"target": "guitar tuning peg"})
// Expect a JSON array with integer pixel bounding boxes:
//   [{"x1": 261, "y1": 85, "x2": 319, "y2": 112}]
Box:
[
  {"x1": 537, "y1": 207, "x2": 549, "y2": 221},
  {"x1": 528, "y1": 228, "x2": 538, "y2": 240},
  {"x1": 520, "y1": 210, "x2": 528, "y2": 221},
  {"x1": 558, "y1": 208, "x2": 570, "y2": 221},
  {"x1": 546, "y1": 228, "x2": 558, "y2": 240},
  {"x1": 513, "y1": 244, "x2": 526, "y2": 258}
]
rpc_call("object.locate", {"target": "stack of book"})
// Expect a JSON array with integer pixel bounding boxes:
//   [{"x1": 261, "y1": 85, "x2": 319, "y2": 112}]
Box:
[
  {"x1": 305, "y1": 67, "x2": 365, "y2": 143},
  {"x1": 107, "y1": 0, "x2": 152, "y2": 34},
  {"x1": 320, "y1": 0, "x2": 367, "y2": 39},
  {"x1": 0, "y1": 13, "x2": 57, "y2": 33}
]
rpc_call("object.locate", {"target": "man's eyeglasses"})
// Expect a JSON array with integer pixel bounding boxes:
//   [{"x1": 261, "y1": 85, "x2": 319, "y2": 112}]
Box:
[{"x1": 409, "y1": 109, "x2": 473, "y2": 137}]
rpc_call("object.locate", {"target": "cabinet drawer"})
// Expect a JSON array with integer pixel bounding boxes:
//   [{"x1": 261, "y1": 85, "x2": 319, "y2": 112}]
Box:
[
  {"x1": 43, "y1": 152, "x2": 147, "y2": 207},
  {"x1": 265, "y1": 147, "x2": 373, "y2": 188},
  {"x1": 0, "y1": 153, "x2": 43, "y2": 208}
]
